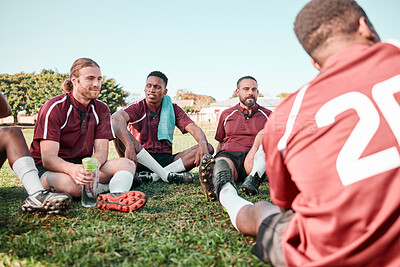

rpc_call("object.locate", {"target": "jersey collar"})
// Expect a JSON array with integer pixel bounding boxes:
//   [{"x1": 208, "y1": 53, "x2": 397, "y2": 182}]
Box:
[
  {"x1": 322, "y1": 43, "x2": 372, "y2": 72},
  {"x1": 68, "y1": 92, "x2": 92, "y2": 111},
  {"x1": 235, "y1": 103, "x2": 259, "y2": 116}
]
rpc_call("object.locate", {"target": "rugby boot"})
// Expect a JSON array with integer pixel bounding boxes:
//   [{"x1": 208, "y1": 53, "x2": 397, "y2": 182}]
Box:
[
  {"x1": 198, "y1": 154, "x2": 217, "y2": 201},
  {"x1": 131, "y1": 173, "x2": 143, "y2": 188},
  {"x1": 167, "y1": 171, "x2": 194, "y2": 184},
  {"x1": 212, "y1": 159, "x2": 237, "y2": 201},
  {"x1": 21, "y1": 188, "x2": 72, "y2": 214},
  {"x1": 135, "y1": 171, "x2": 153, "y2": 183},
  {"x1": 97, "y1": 190, "x2": 147, "y2": 212},
  {"x1": 241, "y1": 173, "x2": 266, "y2": 196}
]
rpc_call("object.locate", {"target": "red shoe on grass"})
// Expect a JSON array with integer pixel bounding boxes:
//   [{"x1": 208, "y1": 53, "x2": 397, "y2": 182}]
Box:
[{"x1": 97, "y1": 191, "x2": 147, "y2": 212}]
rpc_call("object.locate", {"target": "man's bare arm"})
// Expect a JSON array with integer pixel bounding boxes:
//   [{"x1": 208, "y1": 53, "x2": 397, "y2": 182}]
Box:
[{"x1": 0, "y1": 92, "x2": 12, "y2": 118}]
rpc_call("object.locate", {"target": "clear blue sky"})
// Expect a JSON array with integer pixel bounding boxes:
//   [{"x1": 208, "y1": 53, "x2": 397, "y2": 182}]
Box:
[{"x1": 1, "y1": 0, "x2": 399, "y2": 101}]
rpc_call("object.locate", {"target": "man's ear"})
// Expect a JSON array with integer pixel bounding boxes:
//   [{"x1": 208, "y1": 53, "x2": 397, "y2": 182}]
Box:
[
  {"x1": 311, "y1": 58, "x2": 321, "y2": 71},
  {"x1": 235, "y1": 88, "x2": 239, "y2": 96},
  {"x1": 71, "y1": 75, "x2": 78, "y2": 85},
  {"x1": 163, "y1": 88, "x2": 168, "y2": 95},
  {"x1": 358, "y1": 16, "x2": 380, "y2": 43}
]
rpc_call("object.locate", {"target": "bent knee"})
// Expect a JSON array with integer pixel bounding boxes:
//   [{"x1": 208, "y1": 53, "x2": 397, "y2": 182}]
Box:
[
  {"x1": 207, "y1": 143, "x2": 215, "y2": 155},
  {"x1": 46, "y1": 182, "x2": 81, "y2": 199},
  {"x1": 111, "y1": 158, "x2": 136, "y2": 172},
  {"x1": 0, "y1": 127, "x2": 23, "y2": 139}
]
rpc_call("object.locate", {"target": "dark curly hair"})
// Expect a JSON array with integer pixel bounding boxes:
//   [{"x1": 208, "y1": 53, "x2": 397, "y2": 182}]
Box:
[
  {"x1": 236, "y1": 76, "x2": 257, "y2": 88},
  {"x1": 147, "y1": 71, "x2": 168, "y2": 87},
  {"x1": 294, "y1": 0, "x2": 371, "y2": 57}
]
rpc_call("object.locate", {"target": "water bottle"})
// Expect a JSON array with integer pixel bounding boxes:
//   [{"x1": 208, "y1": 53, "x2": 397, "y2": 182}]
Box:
[{"x1": 81, "y1": 157, "x2": 99, "y2": 207}]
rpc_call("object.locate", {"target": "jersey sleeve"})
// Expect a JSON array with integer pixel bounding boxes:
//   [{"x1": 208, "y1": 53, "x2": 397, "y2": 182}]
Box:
[
  {"x1": 174, "y1": 104, "x2": 194, "y2": 134},
  {"x1": 263, "y1": 111, "x2": 299, "y2": 209},
  {"x1": 95, "y1": 103, "x2": 115, "y2": 140},
  {"x1": 33, "y1": 100, "x2": 63, "y2": 143},
  {"x1": 123, "y1": 101, "x2": 141, "y2": 123}
]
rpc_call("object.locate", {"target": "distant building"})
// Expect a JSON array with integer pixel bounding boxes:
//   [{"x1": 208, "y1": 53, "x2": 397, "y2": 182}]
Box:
[{"x1": 172, "y1": 99, "x2": 194, "y2": 107}]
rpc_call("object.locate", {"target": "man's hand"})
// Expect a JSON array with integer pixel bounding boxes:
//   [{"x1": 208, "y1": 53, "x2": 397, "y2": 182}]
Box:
[
  {"x1": 124, "y1": 144, "x2": 138, "y2": 164},
  {"x1": 194, "y1": 142, "x2": 209, "y2": 167},
  {"x1": 67, "y1": 164, "x2": 95, "y2": 186}
]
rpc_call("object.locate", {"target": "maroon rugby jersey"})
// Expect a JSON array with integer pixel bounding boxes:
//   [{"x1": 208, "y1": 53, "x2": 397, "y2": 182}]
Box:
[
  {"x1": 263, "y1": 41, "x2": 400, "y2": 266},
  {"x1": 215, "y1": 103, "x2": 271, "y2": 152},
  {"x1": 123, "y1": 98, "x2": 193, "y2": 154},
  {"x1": 30, "y1": 92, "x2": 115, "y2": 165}
]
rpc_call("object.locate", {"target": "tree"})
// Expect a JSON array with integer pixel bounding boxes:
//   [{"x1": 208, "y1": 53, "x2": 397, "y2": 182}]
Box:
[
  {"x1": 276, "y1": 92, "x2": 291, "y2": 99},
  {"x1": 174, "y1": 89, "x2": 215, "y2": 112},
  {"x1": 0, "y1": 69, "x2": 129, "y2": 123},
  {"x1": 28, "y1": 69, "x2": 68, "y2": 113},
  {"x1": 98, "y1": 77, "x2": 128, "y2": 113},
  {"x1": 182, "y1": 106, "x2": 197, "y2": 114},
  {"x1": 0, "y1": 73, "x2": 35, "y2": 123}
]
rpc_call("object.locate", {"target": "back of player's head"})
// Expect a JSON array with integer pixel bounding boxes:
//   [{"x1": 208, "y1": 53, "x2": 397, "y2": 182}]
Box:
[
  {"x1": 147, "y1": 71, "x2": 168, "y2": 87},
  {"x1": 237, "y1": 76, "x2": 257, "y2": 89},
  {"x1": 294, "y1": 0, "x2": 370, "y2": 57},
  {"x1": 63, "y1": 58, "x2": 100, "y2": 92}
]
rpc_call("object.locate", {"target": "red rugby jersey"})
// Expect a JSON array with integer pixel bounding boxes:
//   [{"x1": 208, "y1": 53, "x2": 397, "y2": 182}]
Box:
[
  {"x1": 263, "y1": 41, "x2": 400, "y2": 266},
  {"x1": 123, "y1": 98, "x2": 193, "y2": 154},
  {"x1": 30, "y1": 92, "x2": 115, "y2": 165},
  {"x1": 216, "y1": 103, "x2": 271, "y2": 152}
]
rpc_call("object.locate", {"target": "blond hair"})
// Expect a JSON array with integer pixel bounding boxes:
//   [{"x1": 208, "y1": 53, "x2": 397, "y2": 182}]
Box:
[{"x1": 62, "y1": 58, "x2": 100, "y2": 92}]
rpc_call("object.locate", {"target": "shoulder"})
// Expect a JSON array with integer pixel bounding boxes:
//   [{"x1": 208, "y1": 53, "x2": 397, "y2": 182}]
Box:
[
  {"x1": 221, "y1": 106, "x2": 237, "y2": 117},
  {"x1": 173, "y1": 103, "x2": 185, "y2": 112},
  {"x1": 93, "y1": 99, "x2": 111, "y2": 112},
  {"x1": 124, "y1": 98, "x2": 145, "y2": 111},
  {"x1": 39, "y1": 94, "x2": 68, "y2": 113},
  {"x1": 383, "y1": 39, "x2": 400, "y2": 50},
  {"x1": 258, "y1": 105, "x2": 272, "y2": 116}
]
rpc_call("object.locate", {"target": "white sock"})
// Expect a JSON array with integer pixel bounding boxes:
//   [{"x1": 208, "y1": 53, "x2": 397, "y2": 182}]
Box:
[
  {"x1": 249, "y1": 145, "x2": 266, "y2": 177},
  {"x1": 137, "y1": 149, "x2": 169, "y2": 181},
  {"x1": 96, "y1": 183, "x2": 109, "y2": 195},
  {"x1": 151, "y1": 158, "x2": 186, "y2": 182},
  {"x1": 12, "y1": 156, "x2": 44, "y2": 195},
  {"x1": 109, "y1": 170, "x2": 133, "y2": 193},
  {"x1": 219, "y1": 183, "x2": 253, "y2": 230}
]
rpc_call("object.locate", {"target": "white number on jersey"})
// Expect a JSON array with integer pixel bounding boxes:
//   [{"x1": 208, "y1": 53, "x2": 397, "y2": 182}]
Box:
[{"x1": 315, "y1": 75, "x2": 400, "y2": 186}]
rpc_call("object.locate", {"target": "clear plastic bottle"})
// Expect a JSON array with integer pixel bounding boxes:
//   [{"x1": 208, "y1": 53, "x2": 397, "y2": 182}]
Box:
[{"x1": 81, "y1": 157, "x2": 99, "y2": 207}]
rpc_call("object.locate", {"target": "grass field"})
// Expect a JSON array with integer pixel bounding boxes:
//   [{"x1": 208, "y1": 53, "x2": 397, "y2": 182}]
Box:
[{"x1": 0, "y1": 129, "x2": 272, "y2": 266}]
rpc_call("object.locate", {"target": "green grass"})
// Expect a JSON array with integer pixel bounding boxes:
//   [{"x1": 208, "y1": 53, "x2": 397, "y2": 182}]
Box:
[{"x1": 0, "y1": 129, "x2": 272, "y2": 266}]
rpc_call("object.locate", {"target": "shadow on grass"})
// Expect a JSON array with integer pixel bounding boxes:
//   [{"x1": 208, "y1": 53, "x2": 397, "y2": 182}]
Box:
[
  {"x1": 0, "y1": 174, "x2": 271, "y2": 266},
  {"x1": 0, "y1": 186, "x2": 26, "y2": 230}
]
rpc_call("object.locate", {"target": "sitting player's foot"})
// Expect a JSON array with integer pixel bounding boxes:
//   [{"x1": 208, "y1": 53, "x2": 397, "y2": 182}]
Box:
[
  {"x1": 167, "y1": 172, "x2": 194, "y2": 184},
  {"x1": 241, "y1": 173, "x2": 265, "y2": 196},
  {"x1": 131, "y1": 173, "x2": 143, "y2": 188},
  {"x1": 198, "y1": 154, "x2": 217, "y2": 201},
  {"x1": 21, "y1": 188, "x2": 72, "y2": 214},
  {"x1": 97, "y1": 191, "x2": 147, "y2": 212},
  {"x1": 212, "y1": 159, "x2": 236, "y2": 201},
  {"x1": 135, "y1": 171, "x2": 153, "y2": 183}
]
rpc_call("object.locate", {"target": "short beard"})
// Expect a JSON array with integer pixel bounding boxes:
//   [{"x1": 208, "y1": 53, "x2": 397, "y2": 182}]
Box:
[{"x1": 240, "y1": 98, "x2": 256, "y2": 108}]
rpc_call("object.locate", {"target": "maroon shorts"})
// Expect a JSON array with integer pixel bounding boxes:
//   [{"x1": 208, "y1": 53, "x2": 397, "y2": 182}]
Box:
[{"x1": 215, "y1": 151, "x2": 249, "y2": 182}]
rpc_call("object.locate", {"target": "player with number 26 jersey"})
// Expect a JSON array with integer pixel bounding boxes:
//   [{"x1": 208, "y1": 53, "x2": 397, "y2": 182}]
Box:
[{"x1": 263, "y1": 41, "x2": 400, "y2": 265}]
